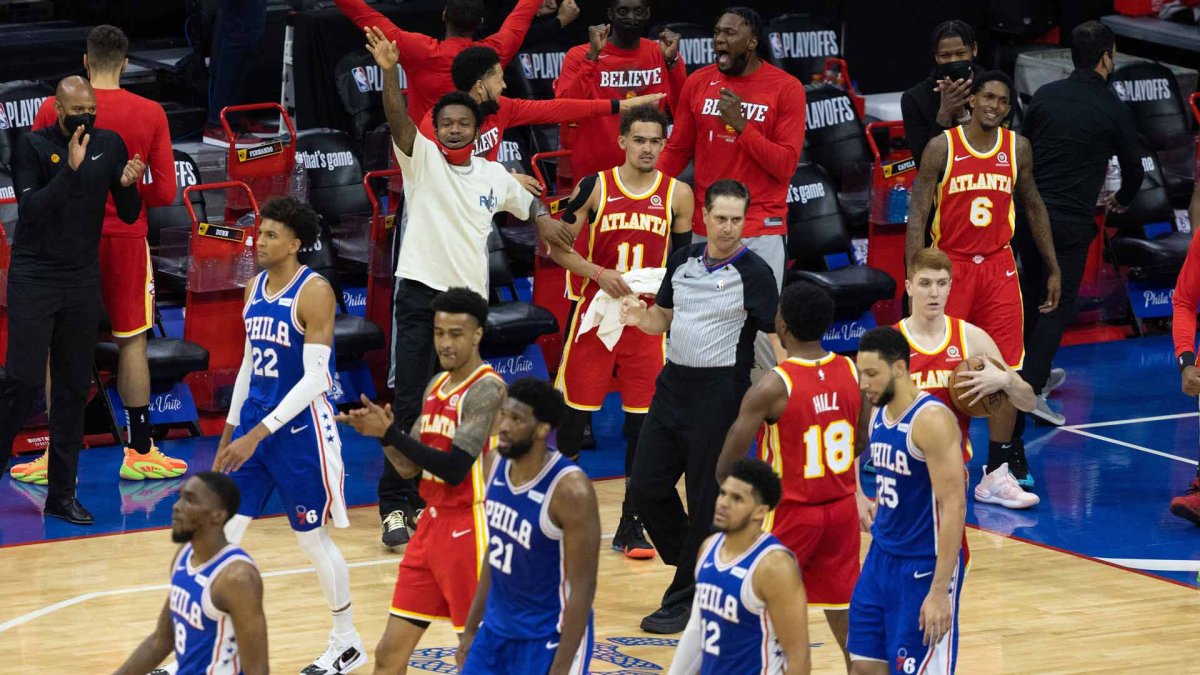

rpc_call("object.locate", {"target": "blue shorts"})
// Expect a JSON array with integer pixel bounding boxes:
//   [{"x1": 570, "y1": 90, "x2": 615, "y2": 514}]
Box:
[
  {"x1": 229, "y1": 397, "x2": 349, "y2": 532},
  {"x1": 460, "y1": 622, "x2": 593, "y2": 675},
  {"x1": 847, "y1": 546, "x2": 966, "y2": 674}
]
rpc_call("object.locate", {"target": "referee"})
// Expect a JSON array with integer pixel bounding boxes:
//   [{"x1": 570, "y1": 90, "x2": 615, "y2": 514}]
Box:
[
  {"x1": 1015, "y1": 20, "x2": 1143, "y2": 430},
  {"x1": 620, "y1": 179, "x2": 780, "y2": 633},
  {"x1": 0, "y1": 76, "x2": 145, "y2": 524}
]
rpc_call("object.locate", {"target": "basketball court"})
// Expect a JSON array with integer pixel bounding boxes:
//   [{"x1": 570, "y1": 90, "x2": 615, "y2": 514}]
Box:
[{"x1": 1, "y1": 335, "x2": 1197, "y2": 673}]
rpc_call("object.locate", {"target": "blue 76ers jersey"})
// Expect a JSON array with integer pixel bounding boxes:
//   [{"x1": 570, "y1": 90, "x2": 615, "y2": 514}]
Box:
[
  {"x1": 694, "y1": 532, "x2": 790, "y2": 674},
  {"x1": 868, "y1": 392, "x2": 951, "y2": 557},
  {"x1": 169, "y1": 543, "x2": 256, "y2": 675},
  {"x1": 481, "y1": 451, "x2": 591, "y2": 639},
  {"x1": 243, "y1": 266, "x2": 334, "y2": 411}
]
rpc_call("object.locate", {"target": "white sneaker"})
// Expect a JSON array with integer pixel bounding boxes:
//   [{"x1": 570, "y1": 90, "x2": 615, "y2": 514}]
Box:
[
  {"x1": 302, "y1": 634, "x2": 367, "y2": 674},
  {"x1": 974, "y1": 463, "x2": 1040, "y2": 510},
  {"x1": 1029, "y1": 395, "x2": 1066, "y2": 426},
  {"x1": 1044, "y1": 368, "x2": 1066, "y2": 395}
]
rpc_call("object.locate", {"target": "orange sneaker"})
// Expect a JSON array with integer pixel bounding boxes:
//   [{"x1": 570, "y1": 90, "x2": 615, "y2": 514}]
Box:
[
  {"x1": 120, "y1": 446, "x2": 188, "y2": 480},
  {"x1": 10, "y1": 451, "x2": 49, "y2": 485}
]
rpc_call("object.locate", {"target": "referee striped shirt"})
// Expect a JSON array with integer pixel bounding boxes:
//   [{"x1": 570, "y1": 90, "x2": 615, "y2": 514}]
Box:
[{"x1": 656, "y1": 243, "x2": 778, "y2": 379}]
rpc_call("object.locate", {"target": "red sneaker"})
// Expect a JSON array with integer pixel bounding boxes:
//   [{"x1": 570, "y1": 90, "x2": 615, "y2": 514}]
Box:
[{"x1": 1169, "y1": 478, "x2": 1200, "y2": 525}]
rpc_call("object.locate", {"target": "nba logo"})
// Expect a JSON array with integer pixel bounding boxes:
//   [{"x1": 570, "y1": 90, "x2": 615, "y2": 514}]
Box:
[
  {"x1": 1112, "y1": 81, "x2": 1128, "y2": 101},
  {"x1": 769, "y1": 33, "x2": 784, "y2": 60},
  {"x1": 352, "y1": 67, "x2": 371, "y2": 93},
  {"x1": 0, "y1": 105, "x2": 9, "y2": 130},
  {"x1": 519, "y1": 53, "x2": 534, "y2": 80}
]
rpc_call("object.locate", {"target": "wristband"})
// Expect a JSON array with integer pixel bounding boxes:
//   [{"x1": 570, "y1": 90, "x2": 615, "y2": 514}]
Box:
[
  {"x1": 611, "y1": 100, "x2": 620, "y2": 115},
  {"x1": 665, "y1": 56, "x2": 679, "y2": 68},
  {"x1": 591, "y1": 266, "x2": 604, "y2": 281},
  {"x1": 1180, "y1": 352, "x2": 1196, "y2": 371}
]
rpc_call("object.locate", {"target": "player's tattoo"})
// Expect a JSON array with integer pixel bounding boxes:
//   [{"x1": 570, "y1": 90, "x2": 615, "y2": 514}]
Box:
[
  {"x1": 906, "y1": 134, "x2": 948, "y2": 267},
  {"x1": 1013, "y1": 136, "x2": 1058, "y2": 271},
  {"x1": 452, "y1": 377, "x2": 506, "y2": 457}
]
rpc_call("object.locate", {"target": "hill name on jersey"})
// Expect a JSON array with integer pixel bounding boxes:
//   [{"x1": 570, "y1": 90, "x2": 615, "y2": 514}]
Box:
[
  {"x1": 245, "y1": 315, "x2": 293, "y2": 347},
  {"x1": 812, "y1": 391, "x2": 841, "y2": 415}
]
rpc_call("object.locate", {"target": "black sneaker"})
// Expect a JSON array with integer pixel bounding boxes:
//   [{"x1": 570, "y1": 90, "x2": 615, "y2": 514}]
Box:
[
  {"x1": 640, "y1": 601, "x2": 691, "y2": 634},
  {"x1": 612, "y1": 515, "x2": 656, "y2": 560},
  {"x1": 381, "y1": 508, "x2": 411, "y2": 548}
]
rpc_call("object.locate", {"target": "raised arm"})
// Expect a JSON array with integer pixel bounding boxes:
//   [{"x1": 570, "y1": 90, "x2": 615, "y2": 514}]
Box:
[
  {"x1": 905, "y1": 133, "x2": 947, "y2": 267},
  {"x1": 210, "y1": 561, "x2": 269, "y2": 675},
  {"x1": 112, "y1": 598, "x2": 174, "y2": 675},
  {"x1": 1014, "y1": 135, "x2": 1060, "y2": 313},
  {"x1": 478, "y1": 0, "x2": 542, "y2": 65},
  {"x1": 366, "y1": 27, "x2": 416, "y2": 156},
  {"x1": 753, "y1": 550, "x2": 811, "y2": 675},
  {"x1": 546, "y1": 470, "x2": 600, "y2": 675},
  {"x1": 716, "y1": 371, "x2": 787, "y2": 483},
  {"x1": 912, "y1": 405, "x2": 966, "y2": 649},
  {"x1": 334, "y1": 0, "x2": 437, "y2": 67}
]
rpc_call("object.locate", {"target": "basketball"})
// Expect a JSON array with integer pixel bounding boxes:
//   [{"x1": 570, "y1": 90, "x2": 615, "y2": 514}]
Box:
[{"x1": 949, "y1": 356, "x2": 1008, "y2": 418}]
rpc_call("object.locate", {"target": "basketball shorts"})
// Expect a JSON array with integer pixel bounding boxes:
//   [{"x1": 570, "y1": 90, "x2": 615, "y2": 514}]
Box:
[
  {"x1": 943, "y1": 248, "x2": 1024, "y2": 369},
  {"x1": 767, "y1": 495, "x2": 861, "y2": 608},
  {"x1": 847, "y1": 547, "x2": 966, "y2": 674},
  {"x1": 460, "y1": 622, "x2": 593, "y2": 675},
  {"x1": 555, "y1": 294, "x2": 665, "y2": 412},
  {"x1": 390, "y1": 504, "x2": 485, "y2": 631},
  {"x1": 99, "y1": 235, "x2": 155, "y2": 338},
  {"x1": 229, "y1": 397, "x2": 349, "y2": 532}
]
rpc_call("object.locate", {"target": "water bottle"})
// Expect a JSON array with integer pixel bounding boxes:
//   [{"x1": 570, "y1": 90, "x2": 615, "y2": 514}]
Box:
[
  {"x1": 887, "y1": 182, "x2": 909, "y2": 224},
  {"x1": 289, "y1": 154, "x2": 309, "y2": 201},
  {"x1": 236, "y1": 235, "x2": 257, "y2": 287},
  {"x1": 1099, "y1": 156, "x2": 1120, "y2": 206}
]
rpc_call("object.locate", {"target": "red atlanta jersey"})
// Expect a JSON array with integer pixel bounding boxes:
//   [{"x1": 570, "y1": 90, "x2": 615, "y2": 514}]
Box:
[
  {"x1": 896, "y1": 316, "x2": 973, "y2": 459},
  {"x1": 566, "y1": 168, "x2": 677, "y2": 301},
  {"x1": 758, "y1": 354, "x2": 862, "y2": 505},
  {"x1": 417, "y1": 364, "x2": 501, "y2": 509},
  {"x1": 932, "y1": 126, "x2": 1018, "y2": 257}
]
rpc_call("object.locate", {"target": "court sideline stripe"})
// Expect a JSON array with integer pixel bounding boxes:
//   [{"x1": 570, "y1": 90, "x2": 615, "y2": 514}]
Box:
[
  {"x1": 1097, "y1": 558, "x2": 1200, "y2": 572},
  {"x1": 1058, "y1": 427, "x2": 1198, "y2": 465},
  {"x1": 1063, "y1": 412, "x2": 1199, "y2": 430},
  {"x1": 0, "y1": 532, "x2": 616, "y2": 634}
]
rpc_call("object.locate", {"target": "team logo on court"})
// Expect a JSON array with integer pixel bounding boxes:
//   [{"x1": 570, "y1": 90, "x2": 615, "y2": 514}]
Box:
[
  {"x1": 996, "y1": 151, "x2": 1009, "y2": 165},
  {"x1": 408, "y1": 636, "x2": 679, "y2": 673},
  {"x1": 947, "y1": 346, "x2": 960, "y2": 359}
]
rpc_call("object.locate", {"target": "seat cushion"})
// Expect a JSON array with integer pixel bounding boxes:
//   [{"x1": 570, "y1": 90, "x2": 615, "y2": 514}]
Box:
[
  {"x1": 333, "y1": 314, "x2": 386, "y2": 359},
  {"x1": 482, "y1": 301, "x2": 559, "y2": 352},
  {"x1": 788, "y1": 265, "x2": 897, "y2": 318},
  {"x1": 1111, "y1": 231, "x2": 1190, "y2": 280},
  {"x1": 96, "y1": 338, "x2": 209, "y2": 383}
]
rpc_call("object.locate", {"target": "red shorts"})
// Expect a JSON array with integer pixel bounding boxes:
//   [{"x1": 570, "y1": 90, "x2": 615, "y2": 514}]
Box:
[
  {"x1": 100, "y1": 236, "x2": 154, "y2": 338},
  {"x1": 768, "y1": 495, "x2": 861, "y2": 608},
  {"x1": 943, "y1": 248, "x2": 1024, "y2": 369},
  {"x1": 554, "y1": 294, "x2": 665, "y2": 412},
  {"x1": 390, "y1": 504, "x2": 485, "y2": 631}
]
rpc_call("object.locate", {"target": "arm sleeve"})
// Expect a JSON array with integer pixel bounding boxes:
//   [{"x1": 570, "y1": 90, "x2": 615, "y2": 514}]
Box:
[
  {"x1": 260, "y1": 344, "x2": 334, "y2": 433},
  {"x1": 735, "y1": 79, "x2": 805, "y2": 178},
  {"x1": 655, "y1": 246, "x2": 691, "y2": 309},
  {"x1": 13, "y1": 134, "x2": 76, "y2": 223},
  {"x1": 333, "y1": 0, "x2": 437, "y2": 67},
  {"x1": 382, "y1": 426, "x2": 476, "y2": 484},
  {"x1": 1111, "y1": 104, "x2": 1145, "y2": 207},
  {"x1": 109, "y1": 140, "x2": 142, "y2": 225},
  {"x1": 743, "y1": 261, "x2": 781, "y2": 333},
  {"x1": 142, "y1": 105, "x2": 178, "y2": 207},
  {"x1": 479, "y1": 0, "x2": 542, "y2": 66},
  {"x1": 657, "y1": 75, "x2": 697, "y2": 178},
  {"x1": 32, "y1": 97, "x2": 55, "y2": 131},
  {"x1": 1172, "y1": 233, "x2": 1200, "y2": 358},
  {"x1": 226, "y1": 341, "x2": 255, "y2": 427},
  {"x1": 901, "y1": 89, "x2": 940, "y2": 168},
  {"x1": 665, "y1": 602, "x2": 703, "y2": 675},
  {"x1": 554, "y1": 47, "x2": 595, "y2": 99},
  {"x1": 505, "y1": 96, "x2": 613, "y2": 127}
]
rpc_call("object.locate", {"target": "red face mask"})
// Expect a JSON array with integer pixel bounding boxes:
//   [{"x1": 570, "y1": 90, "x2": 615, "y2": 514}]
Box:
[{"x1": 437, "y1": 137, "x2": 476, "y2": 165}]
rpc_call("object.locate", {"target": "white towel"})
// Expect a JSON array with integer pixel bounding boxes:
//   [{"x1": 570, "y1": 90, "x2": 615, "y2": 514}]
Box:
[{"x1": 576, "y1": 267, "x2": 666, "y2": 350}]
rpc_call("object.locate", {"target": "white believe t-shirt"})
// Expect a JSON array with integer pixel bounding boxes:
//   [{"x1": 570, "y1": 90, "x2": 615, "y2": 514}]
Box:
[{"x1": 393, "y1": 132, "x2": 532, "y2": 297}]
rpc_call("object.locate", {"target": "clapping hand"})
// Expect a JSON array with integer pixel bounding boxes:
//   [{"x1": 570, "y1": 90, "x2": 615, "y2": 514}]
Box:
[
  {"x1": 67, "y1": 125, "x2": 90, "y2": 171},
  {"x1": 335, "y1": 394, "x2": 395, "y2": 439},
  {"x1": 120, "y1": 154, "x2": 146, "y2": 187}
]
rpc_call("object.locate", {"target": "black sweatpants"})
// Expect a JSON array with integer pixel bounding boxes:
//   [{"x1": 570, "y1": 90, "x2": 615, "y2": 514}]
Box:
[
  {"x1": 630, "y1": 363, "x2": 747, "y2": 608},
  {"x1": 0, "y1": 281, "x2": 101, "y2": 500},
  {"x1": 378, "y1": 278, "x2": 437, "y2": 517}
]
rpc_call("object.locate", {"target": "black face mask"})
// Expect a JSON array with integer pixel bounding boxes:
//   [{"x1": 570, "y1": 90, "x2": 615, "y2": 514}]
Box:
[
  {"x1": 935, "y1": 60, "x2": 973, "y2": 82},
  {"x1": 479, "y1": 99, "x2": 501, "y2": 118},
  {"x1": 62, "y1": 112, "x2": 96, "y2": 139}
]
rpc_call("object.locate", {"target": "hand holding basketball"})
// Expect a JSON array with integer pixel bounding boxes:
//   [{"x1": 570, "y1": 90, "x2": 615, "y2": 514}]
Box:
[{"x1": 949, "y1": 356, "x2": 1009, "y2": 417}]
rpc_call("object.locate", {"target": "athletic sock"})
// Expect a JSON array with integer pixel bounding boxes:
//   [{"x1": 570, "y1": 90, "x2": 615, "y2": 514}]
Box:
[
  {"x1": 986, "y1": 440, "x2": 1012, "y2": 474},
  {"x1": 126, "y1": 405, "x2": 151, "y2": 453},
  {"x1": 331, "y1": 603, "x2": 355, "y2": 638}
]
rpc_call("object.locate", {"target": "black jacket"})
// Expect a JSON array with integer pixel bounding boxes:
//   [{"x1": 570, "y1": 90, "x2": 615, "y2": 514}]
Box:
[
  {"x1": 1022, "y1": 69, "x2": 1144, "y2": 226},
  {"x1": 12, "y1": 126, "x2": 140, "y2": 287}
]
